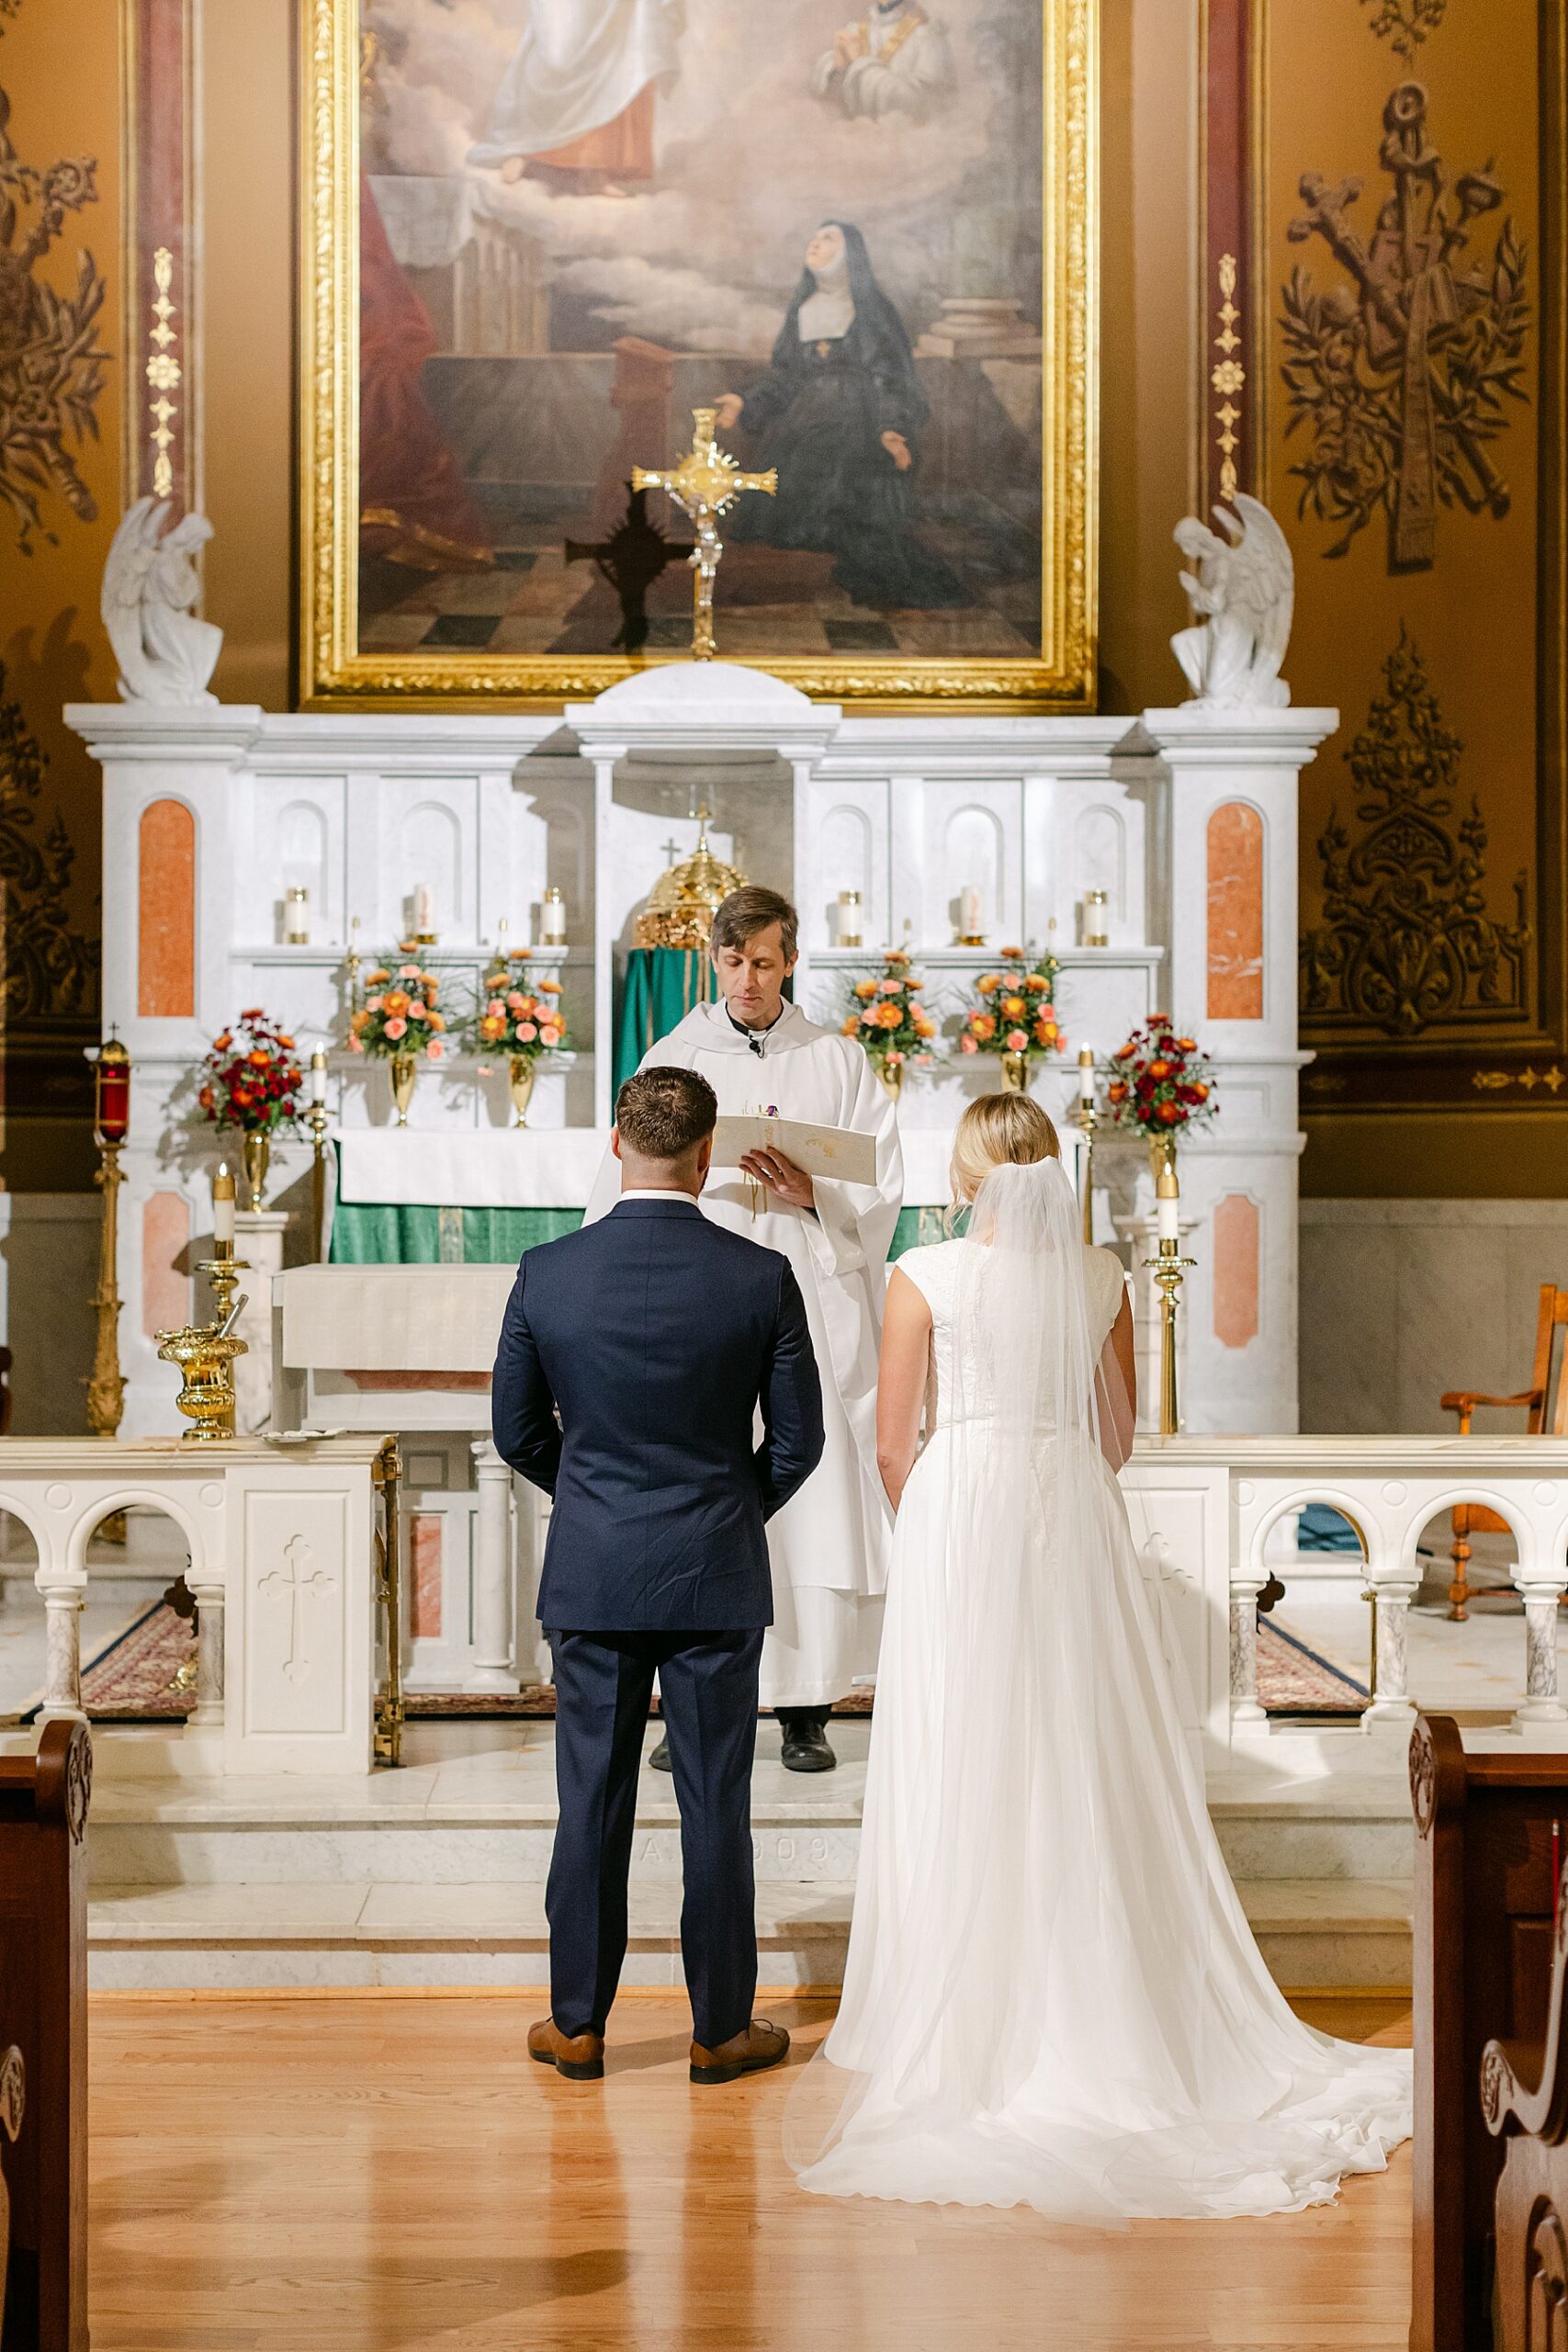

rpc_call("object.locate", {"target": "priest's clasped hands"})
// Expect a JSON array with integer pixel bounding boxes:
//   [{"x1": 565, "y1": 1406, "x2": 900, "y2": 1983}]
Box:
[{"x1": 738, "y1": 1147, "x2": 817, "y2": 1212}]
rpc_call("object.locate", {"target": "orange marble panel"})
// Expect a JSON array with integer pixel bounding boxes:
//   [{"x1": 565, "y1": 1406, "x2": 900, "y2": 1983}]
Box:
[
  {"x1": 141, "y1": 1191, "x2": 191, "y2": 1338},
  {"x1": 1206, "y1": 801, "x2": 1264, "y2": 1020},
  {"x1": 138, "y1": 797, "x2": 197, "y2": 1017},
  {"x1": 409, "y1": 1513, "x2": 443, "y2": 1641},
  {"x1": 1212, "y1": 1193, "x2": 1260, "y2": 1351}
]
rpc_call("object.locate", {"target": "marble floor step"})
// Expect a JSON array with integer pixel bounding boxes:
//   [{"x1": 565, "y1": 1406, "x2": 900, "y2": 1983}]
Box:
[{"x1": 86, "y1": 1874, "x2": 1414, "y2": 1994}]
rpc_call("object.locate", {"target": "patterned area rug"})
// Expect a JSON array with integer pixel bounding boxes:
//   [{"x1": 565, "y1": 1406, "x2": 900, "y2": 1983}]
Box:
[
  {"x1": 55, "y1": 1603, "x2": 1366, "y2": 1724},
  {"x1": 1258, "y1": 1619, "x2": 1369, "y2": 1716}
]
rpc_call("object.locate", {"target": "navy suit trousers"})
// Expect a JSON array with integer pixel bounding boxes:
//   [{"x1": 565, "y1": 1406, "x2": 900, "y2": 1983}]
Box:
[{"x1": 546, "y1": 1625, "x2": 764, "y2": 2050}]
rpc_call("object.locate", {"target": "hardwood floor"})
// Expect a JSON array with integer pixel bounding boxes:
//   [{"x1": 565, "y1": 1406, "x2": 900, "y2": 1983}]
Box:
[{"x1": 87, "y1": 1992, "x2": 1413, "y2": 2351}]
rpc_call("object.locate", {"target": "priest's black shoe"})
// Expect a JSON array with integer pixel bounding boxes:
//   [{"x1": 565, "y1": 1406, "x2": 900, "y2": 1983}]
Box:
[
  {"x1": 778, "y1": 1707, "x2": 836, "y2": 1773},
  {"x1": 648, "y1": 1733, "x2": 672, "y2": 1773}
]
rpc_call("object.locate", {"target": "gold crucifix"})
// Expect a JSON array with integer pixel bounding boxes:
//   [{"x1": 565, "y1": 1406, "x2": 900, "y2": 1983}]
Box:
[{"x1": 632, "y1": 408, "x2": 776, "y2": 661}]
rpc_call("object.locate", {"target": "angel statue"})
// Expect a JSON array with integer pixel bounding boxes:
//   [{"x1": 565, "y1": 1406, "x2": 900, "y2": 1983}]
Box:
[
  {"x1": 1170, "y1": 493, "x2": 1293, "y2": 708},
  {"x1": 102, "y1": 497, "x2": 223, "y2": 706}
]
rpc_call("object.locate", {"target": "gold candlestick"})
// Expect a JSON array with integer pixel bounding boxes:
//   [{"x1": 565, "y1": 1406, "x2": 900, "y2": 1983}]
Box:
[
  {"x1": 1145, "y1": 1163, "x2": 1196, "y2": 1436},
  {"x1": 1074, "y1": 1046, "x2": 1099, "y2": 1248},
  {"x1": 344, "y1": 916, "x2": 363, "y2": 1011},
  {"x1": 308, "y1": 1047, "x2": 331, "y2": 1261},
  {"x1": 85, "y1": 1038, "x2": 131, "y2": 1441}
]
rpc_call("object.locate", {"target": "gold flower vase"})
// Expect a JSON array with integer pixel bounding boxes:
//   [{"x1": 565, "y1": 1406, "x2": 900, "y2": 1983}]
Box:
[
  {"x1": 242, "y1": 1130, "x2": 269, "y2": 1211},
  {"x1": 1147, "y1": 1131, "x2": 1179, "y2": 1185},
  {"x1": 876, "y1": 1059, "x2": 905, "y2": 1102},
  {"x1": 999, "y1": 1051, "x2": 1031, "y2": 1094},
  {"x1": 508, "y1": 1054, "x2": 538, "y2": 1127},
  {"x1": 389, "y1": 1052, "x2": 418, "y2": 1127}
]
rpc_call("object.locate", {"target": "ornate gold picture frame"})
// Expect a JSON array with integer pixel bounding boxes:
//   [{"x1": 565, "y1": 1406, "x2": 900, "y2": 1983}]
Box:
[{"x1": 299, "y1": 0, "x2": 1098, "y2": 710}]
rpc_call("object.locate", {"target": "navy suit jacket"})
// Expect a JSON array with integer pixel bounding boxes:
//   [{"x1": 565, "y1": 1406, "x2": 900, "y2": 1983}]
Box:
[{"x1": 491, "y1": 1195, "x2": 825, "y2": 1632}]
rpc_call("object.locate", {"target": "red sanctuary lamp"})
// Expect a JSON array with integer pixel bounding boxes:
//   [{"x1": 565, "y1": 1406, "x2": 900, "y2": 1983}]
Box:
[{"x1": 87, "y1": 1035, "x2": 131, "y2": 1438}]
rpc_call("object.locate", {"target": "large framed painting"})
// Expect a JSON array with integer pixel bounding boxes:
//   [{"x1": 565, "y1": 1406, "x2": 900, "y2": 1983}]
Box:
[{"x1": 299, "y1": 0, "x2": 1098, "y2": 709}]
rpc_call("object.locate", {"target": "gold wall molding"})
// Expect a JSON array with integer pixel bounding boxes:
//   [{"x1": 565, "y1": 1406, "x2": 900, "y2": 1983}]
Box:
[
  {"x1": 146, "y1": 243, "x2": 179, "y2": 496},
  {"x1": 298, "y1": 0, "x2": 1099, "y2": 711},
  {"x1": 1212, "y1": 251, "x2": 1244, "y2": 501}
]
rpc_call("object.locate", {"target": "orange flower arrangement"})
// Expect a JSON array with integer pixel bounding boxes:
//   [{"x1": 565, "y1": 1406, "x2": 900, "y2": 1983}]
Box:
[
  {"x1": 839, "y1": 950, "x2": 936, "y2": 1080},
  {"x1": 959, "y1": 948, "x2": 1064, "y2": 1067},
  {"x1": 348, "y1": 958, "x2": 448, "y2": 1062},
  {"x1": 468, "y1": 956, "x2": 569, "y2": 1060}
]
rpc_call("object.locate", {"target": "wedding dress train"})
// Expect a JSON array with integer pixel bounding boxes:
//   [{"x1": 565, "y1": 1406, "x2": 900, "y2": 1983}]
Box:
[{"x1": 787, "y1": 1160, "x2": 1411, "y2": 2222}]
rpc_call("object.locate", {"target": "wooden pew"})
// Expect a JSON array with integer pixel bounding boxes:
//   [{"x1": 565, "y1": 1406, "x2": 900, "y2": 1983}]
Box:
[
  {"x1": 0, "y1": 2043, "x2": 22, "y2": 2338},
  {"x1": 1483, "y1": 1853, "x2": 1568, "y2": 2352},
  {"x1": 1411, "y1": 1713, "x2": 1568, "y2": 2352},
  {"x1": 0, "y1": 1721, "x2": 91, "y2": 2352}
]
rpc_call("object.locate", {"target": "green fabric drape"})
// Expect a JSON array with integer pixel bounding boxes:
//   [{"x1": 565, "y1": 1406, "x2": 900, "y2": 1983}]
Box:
[
  {"x1": 614, "y1": 947, "x2": 716, "y2": 1095},
  {"x1": 330, "y1": 1203, "x2": 584, "y2": 1265}
]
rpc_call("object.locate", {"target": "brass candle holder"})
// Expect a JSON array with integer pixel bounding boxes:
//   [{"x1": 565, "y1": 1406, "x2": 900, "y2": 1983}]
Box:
[
  {"x1": 344, "y1": 916, "x2": 363, "y2": 1011},
  {"x1": 1074, "y1": 1048, "x2": 1099, "y2": 1248},
  {"x1": 85, "y1": 1037, "x2": 131, "y2": 1442},
  {"x1": 1144, "y1": 1241, "x2": 1197, "y2": 1437},
  {"x1": 308, "y1": 1047, "x2": 332, "y2": 1261}
]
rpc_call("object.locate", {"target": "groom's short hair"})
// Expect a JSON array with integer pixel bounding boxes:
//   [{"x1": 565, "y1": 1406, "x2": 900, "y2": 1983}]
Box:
[
  {"x1": 615, "y1": 1067, "x2": 718, "y2": 1163},
  {"x1": 711, "y1": 887, "x2": 798, "y2": 963}
]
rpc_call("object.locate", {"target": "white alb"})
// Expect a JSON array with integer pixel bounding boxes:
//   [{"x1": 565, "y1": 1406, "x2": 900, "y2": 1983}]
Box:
[{"x1": 789, "y1": 1159, "x2": 1410, "y2": 2220}]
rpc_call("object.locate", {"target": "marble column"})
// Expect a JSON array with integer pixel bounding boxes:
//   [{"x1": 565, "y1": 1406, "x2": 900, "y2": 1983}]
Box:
[
  {"x1": 35, "y1": 1577, "x2": 86, "y2": 1722},
  {"x1": 186, "y1": 1567, "x2": 225, "y2": 1729},
  {"x1": 231, "y1": 1208, "x2": 289, "y2": 1436},
  {"x1": 467, "y1": 1440, "x2": 520, "y2": 1694},
  {"x1": 1514, "y1": 1573, "x2": 1568, "y2": 1732},
  {"x1": 1228, "y1": 1568, "x2": 1267, "y2": 1728},
  {"x1": 1361, "y1": 1575, "x2": 1420, "y2": 1730}
]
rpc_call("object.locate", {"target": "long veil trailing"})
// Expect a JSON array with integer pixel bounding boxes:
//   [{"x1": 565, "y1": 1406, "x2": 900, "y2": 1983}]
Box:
[{"x1": 785, "y1": 1157, "x2": 1410, "y2": 2221}]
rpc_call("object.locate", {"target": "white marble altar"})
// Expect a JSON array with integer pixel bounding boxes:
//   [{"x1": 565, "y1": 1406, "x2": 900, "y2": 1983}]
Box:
[{"x1": 68, "y1": 665, "x2": 1333, "y2": 1454}]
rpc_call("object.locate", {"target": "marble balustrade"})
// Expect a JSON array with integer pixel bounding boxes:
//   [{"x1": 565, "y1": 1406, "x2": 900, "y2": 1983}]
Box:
[
  {"x1": 1123, "y1": 1434, "x2": 1568, "y2": 1753},
  {"x1": 0, "y1": 1436, "x2": 389, "y2": 1773}
]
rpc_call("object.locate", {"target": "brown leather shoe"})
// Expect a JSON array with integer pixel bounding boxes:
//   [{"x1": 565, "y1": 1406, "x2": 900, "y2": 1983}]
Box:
[
  {"x1": 689, "y1": 2017, "x2": 790, "y2": 2086},
  {"x1": 528, "y1": 2015, "x2": 604, "y2": 2081}
]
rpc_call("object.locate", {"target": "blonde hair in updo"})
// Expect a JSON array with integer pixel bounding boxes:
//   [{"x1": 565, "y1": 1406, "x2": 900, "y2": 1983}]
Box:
[{"x1": 949, "y1": 1091, "x2": 1061, "y2": 1206}]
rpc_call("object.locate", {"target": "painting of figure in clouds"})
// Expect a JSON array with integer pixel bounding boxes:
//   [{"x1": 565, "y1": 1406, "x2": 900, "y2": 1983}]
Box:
[{"x1": 304, "y1": 0, "x2": 1096, "y2": 705}]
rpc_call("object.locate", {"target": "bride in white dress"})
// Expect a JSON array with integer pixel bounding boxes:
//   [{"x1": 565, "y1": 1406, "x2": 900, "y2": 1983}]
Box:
[{"x1": 788, "y1": 1095, "x2": 1411, "y2": 2221}]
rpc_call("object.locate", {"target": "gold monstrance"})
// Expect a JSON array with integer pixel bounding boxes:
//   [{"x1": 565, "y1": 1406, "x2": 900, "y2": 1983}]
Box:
[
  {"x1": 635, "y1": 806, "x2": 747, "y2": 952},
  {"x1": 632, "y1": 408, "x2": 776, "y2": 661}
]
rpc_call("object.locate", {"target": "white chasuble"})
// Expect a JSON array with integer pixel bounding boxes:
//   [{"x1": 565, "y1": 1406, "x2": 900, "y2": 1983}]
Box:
[{"x1": 585, "y1": 1001, "x2": 904, "y2": 1696}]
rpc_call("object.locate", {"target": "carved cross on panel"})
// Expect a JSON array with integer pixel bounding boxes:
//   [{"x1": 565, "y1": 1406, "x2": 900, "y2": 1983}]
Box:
[{"x1": 259, "y1": 1534, "x2": 335, "y2": 1687}]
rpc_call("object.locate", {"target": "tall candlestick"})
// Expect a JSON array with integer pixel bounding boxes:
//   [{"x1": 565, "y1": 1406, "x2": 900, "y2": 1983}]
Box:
[
  {"x1": 213, "y1": 1161, "x2": 236, "y2": 1251},
  {"x1": 86, "y1": 1036, "x2": 131, "y2": 1441},
  {"x1": 308, "y1": 1049, "x2": 332, "y2": 1261},
  {"x1": 1077, "y1": 1044, "x2": 1095, "y2": 1106}
]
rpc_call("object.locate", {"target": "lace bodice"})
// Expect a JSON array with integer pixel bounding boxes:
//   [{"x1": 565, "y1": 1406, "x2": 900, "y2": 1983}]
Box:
[{"x1": 895, "y1": 1238, "x2": 1127, "y2": 1432}]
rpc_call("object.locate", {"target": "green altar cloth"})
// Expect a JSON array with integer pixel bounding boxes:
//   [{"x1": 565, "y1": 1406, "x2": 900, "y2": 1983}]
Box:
[
  {"x1": 614, "y1": 947, "x2": 716, "y2": 1095},
  {"x1": 332, "y1": 1198, "x2": 941, "y2": 1267}
]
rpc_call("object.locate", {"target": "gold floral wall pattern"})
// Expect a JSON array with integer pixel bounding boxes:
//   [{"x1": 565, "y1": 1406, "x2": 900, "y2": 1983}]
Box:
[
  {"x1": 1281, "y1": 77, "x2": 1529, "y2": 570},
  {"x1": 0, "y1": 662, "x2": 98, "y2": 1026},
  {"x1": 0, "y1": 83, "x2": 107, "y2": 554},
  {"x1": 1300, "y1": 626, "x2": 1529, "y2": 1037}
]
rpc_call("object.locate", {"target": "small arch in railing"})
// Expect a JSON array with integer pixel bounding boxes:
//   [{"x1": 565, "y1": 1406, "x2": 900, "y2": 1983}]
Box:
[
  {"x1": 64, "y1": 1489, "x2": 208, "y2": 1583},
  {"x1": 1249, "y1": 1490, "x2": 1371, "y2": 1576}
]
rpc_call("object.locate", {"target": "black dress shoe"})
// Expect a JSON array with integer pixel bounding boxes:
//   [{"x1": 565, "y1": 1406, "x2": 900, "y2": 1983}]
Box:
[
  {"x1": 648, "y1": 1733, "x2": 673, "y2": 1773},
  {"x1": 777, "y1": 1708, "x2": 836, "y2": 1773}
]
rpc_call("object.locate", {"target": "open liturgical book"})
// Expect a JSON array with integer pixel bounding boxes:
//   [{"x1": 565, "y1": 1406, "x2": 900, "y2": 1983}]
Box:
[{"x1": 710, "y1": 1114, "x2": 878, "y2": 1187}]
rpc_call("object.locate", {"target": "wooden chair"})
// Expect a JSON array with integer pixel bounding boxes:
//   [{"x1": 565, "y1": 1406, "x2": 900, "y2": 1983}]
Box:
[
  {"x1": 1483, "y1": 1859, "x2": 1568, "y2": 2352},
  {"x1": 1439, "y1": 1283, "x2": 1568, "y2": 1620},
  {"x1": 1410, "y1": 1713, "x2": 1568, "y2": 2352}
]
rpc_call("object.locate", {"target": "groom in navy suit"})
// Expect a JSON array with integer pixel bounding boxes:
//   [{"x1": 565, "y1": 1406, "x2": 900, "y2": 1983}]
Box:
[{"x1": 492, "y1": 1066, "x2": 824, "y2": 2085}]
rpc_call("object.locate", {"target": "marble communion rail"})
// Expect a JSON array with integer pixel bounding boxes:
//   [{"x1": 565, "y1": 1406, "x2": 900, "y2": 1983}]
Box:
[{"x1": 1123, "y1": 1434, "x2": 1568, "y2": 1750}]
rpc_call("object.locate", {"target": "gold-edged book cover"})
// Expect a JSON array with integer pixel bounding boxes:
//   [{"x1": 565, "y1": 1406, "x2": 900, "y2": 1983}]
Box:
[{"x1": 299, "y1": 0, "x2": 1098, "y2": 711}]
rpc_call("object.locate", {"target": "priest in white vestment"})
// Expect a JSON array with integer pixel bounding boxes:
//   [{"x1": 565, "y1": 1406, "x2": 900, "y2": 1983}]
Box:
[
  {"x1": 585, "y1": 888, "x2": 902, "y2": 1772},
  {"x1": 468, "y1": 0, "x2": 686, "y2": 192}
]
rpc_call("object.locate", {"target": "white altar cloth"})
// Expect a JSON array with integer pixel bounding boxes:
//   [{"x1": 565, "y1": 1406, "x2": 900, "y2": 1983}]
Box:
[
  {"x1": 280, "y1": 1265, "x2": 514, "y2": 1372},
  {"x1": 335, "y1": 1125, "x2": 956, "y2": 1209}
]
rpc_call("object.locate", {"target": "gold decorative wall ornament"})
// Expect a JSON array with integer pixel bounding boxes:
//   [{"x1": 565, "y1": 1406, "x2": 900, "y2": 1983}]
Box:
[
  {"x1": 0, "y1": 86, "x2": 107, "y2": 553},
  {"x1": 1301, "y1": 628, "x2": 1529, "y2": 1038},
  {"x1": 1472, "y1": 1067, "x2": 1566, "y2": 1094},
  {"x1": 1357, "y1": 0, "x2": 1448, "y2": 63},
  {"x1": 146, "y1": 244, "x2": 180, "y2": 498},
  {"x1": 1212, "y1": 253, "x2": 1244, "y2": 502},
  {"x1": 1281, "y1": 81, "x2": 1529, "y2": 568},
  {"x1": 631, "y1": 410, "x2": 775, "y2": 662},
  {"x1": 0, "y1": 665, "x2": 98, "y2": 1025}
]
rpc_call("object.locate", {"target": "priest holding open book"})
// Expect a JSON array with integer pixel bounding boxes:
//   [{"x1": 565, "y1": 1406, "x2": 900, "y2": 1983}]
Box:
[{"x1": 585, "y1": 887, "x2": 904, "y2": 1771}]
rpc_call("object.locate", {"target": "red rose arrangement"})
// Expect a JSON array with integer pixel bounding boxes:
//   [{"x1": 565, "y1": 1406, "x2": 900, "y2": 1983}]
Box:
[
  {"x1": 349, "y1": 958, "x2": 448, "y2": 1060},
  {"x1": 958, "y1": 948, "x2": 1064, "y2": 1064},
  {"x1": 197, "y1": 1009, "x2": 303, "y2": 1136},
  {"x1": 469, "y1": 957, "x2": 569, "y2": 1059},
  {"x1": 1102, "y1": 1014, "x2": 1218, "y2": 1136},
  {"x1": 840, "y1": 950, "x2": 936, "y2": 1080}
]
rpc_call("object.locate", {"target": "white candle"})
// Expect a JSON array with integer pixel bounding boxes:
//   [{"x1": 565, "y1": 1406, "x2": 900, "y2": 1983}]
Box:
[
  {"x1": 540, "y1": 888, "x2": 568, "y2": 947},
  {"x1": 1157, "y1": 1193, "x2": 1181, "y2": 1244},
  {"x1": 413, "y1": 883, "x2": 434, "y2": 935},
  {"x1": 310, "y1": 1047, "x2": 327, "y2": 1105},
  {"x1": 959, "y1": 885, "x2": 983, "y2": 939},
  {"x1": 1077, "y1": 1045, "x2": 1095, "y2": 1104},
  {"x1": 213, "y1": 1161, "x2": 236, "y2": 1248}
]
